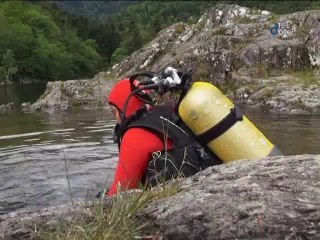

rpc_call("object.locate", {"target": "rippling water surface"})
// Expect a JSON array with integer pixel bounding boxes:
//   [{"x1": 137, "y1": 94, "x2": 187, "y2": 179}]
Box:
[
  {"x1": 0, "y1": 109, "x2": 118, "y2": 214},
  {"x1": 0, "y1": 108, "x2": 320, "y2": 214}
]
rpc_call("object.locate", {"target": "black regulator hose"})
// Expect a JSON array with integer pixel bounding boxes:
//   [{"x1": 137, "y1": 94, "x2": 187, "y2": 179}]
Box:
[{"x1": 121, "y1": 80, "x2": 170, "y2": 124}]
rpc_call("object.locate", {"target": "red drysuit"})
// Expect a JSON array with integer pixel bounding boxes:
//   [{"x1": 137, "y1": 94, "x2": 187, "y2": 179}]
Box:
[{"x1": 107, "y1": 79, "x2": 172, "y2": 195}]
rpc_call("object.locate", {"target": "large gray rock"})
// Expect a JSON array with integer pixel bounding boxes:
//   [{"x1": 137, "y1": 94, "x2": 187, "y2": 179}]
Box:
[
  {"x1": 144, "y1": 154, "x2": 320, "y2": 239},
  {"x1": 0, "y1": 200, "x2": 112, "y2": 240},
  {"x1": 1, "y1": 155, "x2": 320, "y2": 239},
  {"x1": 107, "y1": 4, "x2": 320, "y2": 76},
  {"x1": 27, "y1": 79, "x2": 115, "y2": 113},
  {"x1": 229, "y1": 72, "x2": 320, "y2": 113},
  {"x1": 102, "y1": 4, "x2": 320, "y2": 113},
  {"x1": 29, "y1": 4, "x2": 320, "y2": 113}
]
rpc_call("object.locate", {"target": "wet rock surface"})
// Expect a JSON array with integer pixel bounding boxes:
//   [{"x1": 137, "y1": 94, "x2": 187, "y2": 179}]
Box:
[
  {"x1": 0, "y1": 102, "x2": 15, "y2": 114},
  {"x1": 1, "y1": 155, "x2": 320, "y2": 239}
]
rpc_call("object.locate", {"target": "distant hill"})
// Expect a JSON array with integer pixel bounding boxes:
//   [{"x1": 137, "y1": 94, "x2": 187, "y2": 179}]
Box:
[{"x1": 50, "y1": 1, "x2": 137, "y2": 22}]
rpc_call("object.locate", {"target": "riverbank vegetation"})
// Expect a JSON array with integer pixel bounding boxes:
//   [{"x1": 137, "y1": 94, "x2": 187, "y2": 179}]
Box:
[
  {"x1": 34, "y1": 182, "x2": 181, "y2": 240},
  {"x1": 0, "y1": 1, "x2": 101, "y2": 82}
]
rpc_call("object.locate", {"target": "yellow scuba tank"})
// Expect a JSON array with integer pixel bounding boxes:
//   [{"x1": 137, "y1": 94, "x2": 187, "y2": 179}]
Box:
[{"x1": 178, "y1": 82, "x2": 281, "y2": 163}]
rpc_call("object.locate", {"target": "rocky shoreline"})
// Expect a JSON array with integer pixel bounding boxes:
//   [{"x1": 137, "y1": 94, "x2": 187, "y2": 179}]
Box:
[
  {"x1": 19, "y1": 71, "x2": 320, "y2": 114},
  {"x1": 19, "y1": 78, "x2": 116, "y2": 114},
  {"x1": 104, "y1": 4, "x2": 320, "y2": 114},
  {"x1": 5, "y1": 4, "x2": 319, "y2": 114},
  {"x1": 20, "y1": 4, "x2": 320, "y2": 113},
  {"x1": 1, "y1": 154, "x2": 320, "y2": 239},
  {"x1": 229, "y1": 69, "x2": 320, "y2": 114}
]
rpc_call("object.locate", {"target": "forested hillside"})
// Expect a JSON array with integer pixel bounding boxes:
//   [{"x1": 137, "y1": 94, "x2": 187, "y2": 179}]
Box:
[
  {"x1": 0, "y1": 1, "x2": 214, "y2": 83},
  {"x1": 0, "y1": 1, "x2": 102, "y2": 82},
  {"x1": 34, "y1": 0, "x2": 320, "y2": 70},
  {"x1": 56, "y1": 0, "x2": 320, "y2": 70},
  {"x1": 51, "y1": 1, "x2": 135, "y2": 22},
  {"x1": 51, "y1": 1, "x2": 320, "y2": 23},
  {"x1": 1, "y1": 1, "x2": 319, "y2": 83},
  {"x1": 47, "y1": 1, "x2": 217, "y2": 68}
]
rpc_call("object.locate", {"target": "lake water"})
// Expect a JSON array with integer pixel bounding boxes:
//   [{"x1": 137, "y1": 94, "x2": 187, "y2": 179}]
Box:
[
  {"x1": 0, "y1": 109, "x2": 118, "y2": 215},
  {"x1": 0, "y1": 84, "x2": 320, "y2": 215},
  {"x1": 0, "y1": 83, "x2": 47, "y2": 106}
]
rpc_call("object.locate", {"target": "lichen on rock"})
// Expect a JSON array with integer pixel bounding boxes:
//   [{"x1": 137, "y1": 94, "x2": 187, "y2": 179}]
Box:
[{"x1": 143, "y1": 154, "x2": 320, "y2": 240}]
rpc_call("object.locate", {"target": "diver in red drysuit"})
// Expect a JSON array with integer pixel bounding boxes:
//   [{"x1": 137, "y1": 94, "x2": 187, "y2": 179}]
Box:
[{"x1": 107, "y1": 79, "x2": 172, "y2": 195}]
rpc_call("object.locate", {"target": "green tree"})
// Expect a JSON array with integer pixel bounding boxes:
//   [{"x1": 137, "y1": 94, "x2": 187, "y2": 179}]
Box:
[
  {"x1": 33, "y1": 35, "x2": 74, "y2": 80},
  {"x1": 0, "y1": 1, "x2": 103, "y2": 82},
  {"x1": 120, "y1": 19, "x2": 142, "y2": 55},
  {"x1": 111, "y1": 47, "x2": 129, "y2": 66},
  {"x1": 0, "y1": 49, "x2": 18, "y2": 104}
]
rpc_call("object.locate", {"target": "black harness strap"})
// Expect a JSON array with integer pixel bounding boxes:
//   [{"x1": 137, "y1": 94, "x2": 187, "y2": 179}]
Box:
[
  {"x1": 119, "y1": 106, "x2": 149, "y2": 133},
  {"x1": 117, "y1": 105, "x2": 194, "y2": 149},
  {"x1": 127, "y1": 106, "x2": 191, "y2": 146},
  {"x1": 113, "y1": 106, "x2": 149, "y2": 148},
  {"x1": 177, "y1": 69, "x2": 194, "y2": 107},
  {"x1": 197, "y1": 106, "x2": 243, "y2": 146}
]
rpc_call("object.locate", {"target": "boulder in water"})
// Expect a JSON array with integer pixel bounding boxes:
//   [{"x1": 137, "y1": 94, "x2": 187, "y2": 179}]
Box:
[{"x1": 0, "y1": 102, "x2": 15, "y2": 114}]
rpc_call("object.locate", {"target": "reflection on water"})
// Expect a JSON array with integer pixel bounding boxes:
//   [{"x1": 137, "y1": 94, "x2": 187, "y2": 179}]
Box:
[
  {"x1": 0, "y1": 107, "x2": 320, "y2": 214},
  {"x1": 244, "y1": 109, "x2": 320, "y2": 155},
  {"x1": 0, "y1": 83, "x2": 47, "y2": 105}
]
